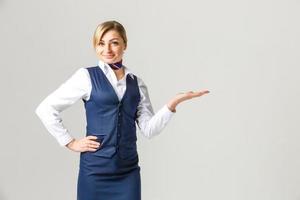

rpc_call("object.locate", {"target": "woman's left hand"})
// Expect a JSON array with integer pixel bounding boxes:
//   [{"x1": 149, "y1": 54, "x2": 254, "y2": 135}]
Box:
[{"x1": 167, "y1": 90, "x2": 210, "y2": 112}]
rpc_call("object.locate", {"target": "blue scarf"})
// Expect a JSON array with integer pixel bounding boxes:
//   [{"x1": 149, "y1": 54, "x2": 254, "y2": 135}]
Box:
[{"x1": 108, "y1": 60, "x2": 123, "y2": 70}]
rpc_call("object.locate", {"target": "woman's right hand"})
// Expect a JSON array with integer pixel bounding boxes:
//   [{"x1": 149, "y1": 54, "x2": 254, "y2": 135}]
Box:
[{"x1": 65, "y1": 136, "x2": 101, "y2": 152}]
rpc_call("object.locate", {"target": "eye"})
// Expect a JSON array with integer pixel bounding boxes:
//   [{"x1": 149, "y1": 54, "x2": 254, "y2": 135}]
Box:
[
  {"x1": 98, "y1": 42, "x2": 105, "y2": 46},
  {"x1": 111, "y1": 41, "x2": 119, "y2": 45}
]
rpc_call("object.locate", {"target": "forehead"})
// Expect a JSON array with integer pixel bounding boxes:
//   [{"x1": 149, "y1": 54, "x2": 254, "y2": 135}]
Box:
[{"x1": 101, "y1": 29, "x2": 122, "y2": 41}]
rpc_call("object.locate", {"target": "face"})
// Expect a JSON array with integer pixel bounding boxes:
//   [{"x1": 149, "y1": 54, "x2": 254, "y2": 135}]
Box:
[{"x1": 95, "y1": 29, "x2": 126, "y2": 64}]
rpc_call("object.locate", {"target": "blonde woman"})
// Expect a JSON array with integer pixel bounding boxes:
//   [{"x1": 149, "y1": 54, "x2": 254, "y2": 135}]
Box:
[{"x1": 35, "y1": 20, "x2": 209, "y2": 200}]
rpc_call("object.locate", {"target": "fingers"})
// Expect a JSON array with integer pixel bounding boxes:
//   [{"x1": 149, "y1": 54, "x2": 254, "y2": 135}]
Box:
[
  {"x1": 200, "y1": 90, "x2": 210, "y2": 94},
  {"x1": 87, "y1": 141, "x2": 101, "y2": 148},
  {"x1": 68, "y1": 136, "x2": 102, "y2": 153},
  {"x1": 179, "y1": 90, "x2": 209, "y2": 100},
  {"x1": 86, "y1": 135, "x2": 98, "y2": 140},
  {"x1": 83, "y1": 141, "x2": 101, "y2": 152},
  {"x1": 192, "y1": 90, "x2": 209, "y2": 94},
  {"x1": 80, "y1": 136, "x2": 101, "y2": 152},
  {"x1": 180, "y1": 90, "x2": 209, "y2": 95},
  {"x1": 191, "y1": 90, "x2": 210, "y2": 96}
]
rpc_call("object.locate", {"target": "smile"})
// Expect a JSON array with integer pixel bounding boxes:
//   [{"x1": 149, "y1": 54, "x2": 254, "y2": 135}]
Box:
[{"x1": 104, "y1": 55, "x2": 115, "y2": 58}]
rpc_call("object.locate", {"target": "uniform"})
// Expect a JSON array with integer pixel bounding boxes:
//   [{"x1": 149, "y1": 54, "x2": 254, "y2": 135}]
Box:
[{"x1": 35, "y1": 60, "x2": 174, "y2": 200}]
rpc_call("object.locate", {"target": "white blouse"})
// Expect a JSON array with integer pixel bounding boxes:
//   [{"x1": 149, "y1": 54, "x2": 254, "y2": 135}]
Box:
[{"x1": 35, "y1": 60, "x2": 175, "y2": 146}]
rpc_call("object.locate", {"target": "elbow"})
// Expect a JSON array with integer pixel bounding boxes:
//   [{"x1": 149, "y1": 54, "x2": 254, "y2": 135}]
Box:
[
  {"x1": 138, "y1": 121, "x2": 161, "y2": 139},
  {"x1": 35, "y1": 103, "x2": 46, "y2": 119},
  {"x1": 142, "y1": 128, "x2": 157, "y2": 139},
  {"x1": 35, "y1": 105, "x2": 42, "y2": 118}
]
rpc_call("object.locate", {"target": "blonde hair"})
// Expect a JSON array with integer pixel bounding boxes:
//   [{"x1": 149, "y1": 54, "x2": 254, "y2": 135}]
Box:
[{"x1": 93, "y1": 20, "x2": 127, "y2": 49}]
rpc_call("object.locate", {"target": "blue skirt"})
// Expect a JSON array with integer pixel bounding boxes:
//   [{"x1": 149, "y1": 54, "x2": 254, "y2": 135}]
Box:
[{"x1": 77, "y1": 151, "x2": 141, "y2": 200}]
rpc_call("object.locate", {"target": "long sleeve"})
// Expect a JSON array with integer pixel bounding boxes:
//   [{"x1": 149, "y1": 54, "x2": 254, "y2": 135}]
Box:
[
  {"x1": 136, "y1": 78, "x2": 175, "y2": 138},
  {"x1": 35, "y1": 68, "x2": 91, "y2": 146}
]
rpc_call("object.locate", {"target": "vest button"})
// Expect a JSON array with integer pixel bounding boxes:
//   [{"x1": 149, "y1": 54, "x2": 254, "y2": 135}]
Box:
[{"x1": 118, "y1": 112, "x2": 121, "y2": 116}]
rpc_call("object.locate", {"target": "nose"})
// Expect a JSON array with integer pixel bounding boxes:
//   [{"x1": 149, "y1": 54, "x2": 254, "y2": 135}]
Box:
[{"x1": 104, "y1": 44, "x2": 112, "y2": 52}]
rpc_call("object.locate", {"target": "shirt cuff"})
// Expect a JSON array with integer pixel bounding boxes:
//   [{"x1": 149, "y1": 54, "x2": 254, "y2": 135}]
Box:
[
  {"x1": 163, "y1": 104, "x2": 176, "y2": 118},
  {"x1": 57, "y1": 134, "x2": 74, "y2": 147}
]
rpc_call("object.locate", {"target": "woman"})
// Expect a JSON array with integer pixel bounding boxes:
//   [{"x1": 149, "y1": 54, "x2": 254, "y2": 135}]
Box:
[{"x1": 35, "y1": 20, "x2": 209, "y2": 200}]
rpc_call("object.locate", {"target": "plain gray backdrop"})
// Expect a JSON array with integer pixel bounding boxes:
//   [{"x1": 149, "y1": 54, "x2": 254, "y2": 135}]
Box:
[{"x1": 1, "y1": 0, "x2": 300, "y2": 199}]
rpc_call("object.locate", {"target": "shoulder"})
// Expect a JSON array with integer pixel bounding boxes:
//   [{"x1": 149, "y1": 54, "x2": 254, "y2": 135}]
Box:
[
  {"x1": 136, "y1": 75, "x2": 147, "y2": 89},
  {"x1": 82, "y1": 66, "x2": 99, "y2": 74},
  {"x1": 70, "y1": 67, "x2": 91, "y2": 80},
  {"x1": 84, "y1": 66, "x2": 99, "y2": 71},
  {"x1": 64, "y1": 67, "x2": 92, "y2": 88}
]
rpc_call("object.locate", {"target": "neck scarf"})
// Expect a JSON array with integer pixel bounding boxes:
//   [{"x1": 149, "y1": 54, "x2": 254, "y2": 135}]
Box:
[{"x1": 108, "y1": 60, "x2": 123, "y2": 70}]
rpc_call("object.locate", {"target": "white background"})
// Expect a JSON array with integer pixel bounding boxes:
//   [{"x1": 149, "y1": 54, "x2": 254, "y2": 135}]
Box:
[{"x1": 0, "y1": 0, "x2": 300, "y2": 199}]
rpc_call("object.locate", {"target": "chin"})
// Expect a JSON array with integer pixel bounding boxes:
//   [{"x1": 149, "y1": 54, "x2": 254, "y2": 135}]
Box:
[
  {"x1": 102, "y1": 57, "x2": 118, "y2": 64},
  {"x1": 101, "y1": 59, "x2": 113, "y2": 64}
]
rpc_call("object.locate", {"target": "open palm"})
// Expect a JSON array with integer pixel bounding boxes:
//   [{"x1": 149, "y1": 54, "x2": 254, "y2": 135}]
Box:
[
  {"x1": 167, "y1": 90, "x2": 210, "y2": 112},
  {"x1": 175, "y1": 90, "x2": 210, "y2": 102}
]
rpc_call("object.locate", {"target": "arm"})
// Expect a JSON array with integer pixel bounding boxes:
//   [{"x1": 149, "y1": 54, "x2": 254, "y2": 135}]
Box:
[
  {"x1": 136, "y1": 78, "x2": 175, "y2": 139},
  {"x1": 136, "y1": 78, "x2": 210, "y2": 139},
  {"x1": 35, "y1": 68, "x2": 91, "y2": 147}
]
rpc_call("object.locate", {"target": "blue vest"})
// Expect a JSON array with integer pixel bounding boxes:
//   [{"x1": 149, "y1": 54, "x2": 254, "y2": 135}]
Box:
[
  {"x1": 77, "y1": 66, "x2": 142, "y2": 199},
  {"x1": 83, "y1": 66, "x2": 141, "y2": 161}
]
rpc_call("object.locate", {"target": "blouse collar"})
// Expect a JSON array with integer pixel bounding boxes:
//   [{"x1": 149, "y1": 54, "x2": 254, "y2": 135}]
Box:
[{"x1": 97, "y1": 59, "x2": 135, "y2": 79}]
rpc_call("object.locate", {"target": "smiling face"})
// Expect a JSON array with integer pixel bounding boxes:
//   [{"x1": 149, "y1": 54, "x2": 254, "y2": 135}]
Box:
[{"x1": 95, "y1": 29, "x2": 127, "y2": 64}]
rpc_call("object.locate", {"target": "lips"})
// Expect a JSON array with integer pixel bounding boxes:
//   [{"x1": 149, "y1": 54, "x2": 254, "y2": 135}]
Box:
[{"x1": 104, "y1": 55, "x2": 114, "y2": 58}]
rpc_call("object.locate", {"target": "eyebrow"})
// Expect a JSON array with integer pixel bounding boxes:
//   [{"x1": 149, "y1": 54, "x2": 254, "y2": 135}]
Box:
[{"x1": 100, "y1": 38, "x2": 120, "y2": 42}]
